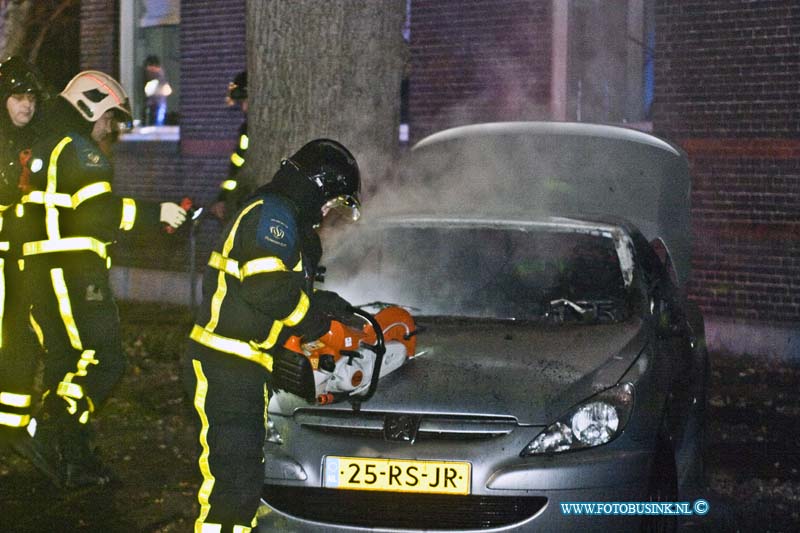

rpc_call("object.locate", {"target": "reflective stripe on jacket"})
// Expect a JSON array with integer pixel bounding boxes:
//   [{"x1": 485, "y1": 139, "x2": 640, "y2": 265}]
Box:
[
  {"x1": 190, "y1": 193, "x2": 329, "y2": 371},
  {"x1": 18, "y1": 133, "x2": 161, "y2": 267}
]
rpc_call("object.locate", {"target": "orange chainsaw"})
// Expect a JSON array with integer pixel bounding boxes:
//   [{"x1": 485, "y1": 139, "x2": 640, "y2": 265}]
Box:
[{"x1": 275, "y1": 305, "x2": 419, "y2": 408}]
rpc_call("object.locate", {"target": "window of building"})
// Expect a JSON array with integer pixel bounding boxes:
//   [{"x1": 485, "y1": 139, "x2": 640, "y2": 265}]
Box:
[
  {"x1": 399, "y1": 0, "x2": 411, "y2": 144},
  {"x1": 119, "y1": 0, "x2": 180, "y2": 141},
  {"x1": 553, "y1": 0, "x2": 654, "y2": 129}
]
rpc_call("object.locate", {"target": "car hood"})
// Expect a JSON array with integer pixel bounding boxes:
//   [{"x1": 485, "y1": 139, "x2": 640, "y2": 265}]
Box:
[
  {"x1": 281, "y1": 319, "x2": 647, "y2": 425},
  {"x1": 402, "y1": 122, "x2": 692, "y2": 286}
]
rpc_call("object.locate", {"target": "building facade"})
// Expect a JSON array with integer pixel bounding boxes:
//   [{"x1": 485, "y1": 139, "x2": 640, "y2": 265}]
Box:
[
  {"x1": 76, "y1": 0, "x2": 798, "y2": 356},
  {"x1": 653, "y1": 0, "x2": 799, "y2": 356}
]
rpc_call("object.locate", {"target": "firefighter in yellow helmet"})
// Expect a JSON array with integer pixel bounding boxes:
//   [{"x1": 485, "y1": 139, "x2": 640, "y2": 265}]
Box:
[{"x1": 17, "y1": 70, "x2": 187, "y2": 487}]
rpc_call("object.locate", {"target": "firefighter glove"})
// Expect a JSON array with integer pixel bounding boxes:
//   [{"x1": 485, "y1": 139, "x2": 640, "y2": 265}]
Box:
[
  {"x1": 314, "y1": 290, "x2": 352, "y2": 319},
  {"x1": 160, "y1": 202, "x2": 187, "y2": 228}
]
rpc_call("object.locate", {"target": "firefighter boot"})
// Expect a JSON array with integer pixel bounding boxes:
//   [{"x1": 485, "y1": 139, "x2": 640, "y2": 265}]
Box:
[
  {"x1": 59, "y1": 424, "x2": 118, "y2": 488},
  {"x1": 30, "y1": 394, "x2": 71, "y2": 487},
  {"x1": 5, "y1": 424, "x2": 63, "y2": 488}
]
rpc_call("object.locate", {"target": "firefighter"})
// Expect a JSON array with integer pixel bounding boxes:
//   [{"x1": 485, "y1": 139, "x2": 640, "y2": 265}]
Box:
[
  {"x1": 17, "y1": 70, "x2": 187, "y2": 487},
  {"x1": 210, "y1": 70, "x2": 249, "y2": 221},
  {"x1": 185, "y1": 138, "x2": 361, "y2": 531},
  {"x1": 0, "y1": 55, "x2": 61, "y2": 481}
]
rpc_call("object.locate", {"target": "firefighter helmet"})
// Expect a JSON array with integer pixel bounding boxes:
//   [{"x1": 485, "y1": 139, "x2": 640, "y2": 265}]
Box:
[
  {"x1": 60, "y1": 70, "x2": 131, "y2": 122},
  {"x1": 0, "y1": 56, "x2": 48, "y2": 101},
  {"x1": 226, "y1": 70, "x2": 247, "y2": 105},
  {"x1": 285, "y1": 139, "x2": 362, "y2": 221}
]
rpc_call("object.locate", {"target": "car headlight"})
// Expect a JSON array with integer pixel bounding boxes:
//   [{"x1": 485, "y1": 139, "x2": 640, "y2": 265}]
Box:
[{"x1": 521, "y1": 382, "x2": 634, "y2": 456}]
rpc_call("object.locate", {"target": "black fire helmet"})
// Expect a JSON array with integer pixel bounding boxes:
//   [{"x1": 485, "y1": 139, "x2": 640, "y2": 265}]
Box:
[{"x1": 284, "y1": 138, "x2": 361, "y2": 221}]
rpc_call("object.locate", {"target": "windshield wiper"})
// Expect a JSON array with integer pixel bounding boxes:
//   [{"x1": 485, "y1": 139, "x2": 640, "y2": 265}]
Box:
[
  {"x1": 546, "y1": 298, "x2": 629, "y2": 324},
  {"x1": 546, "y1": 298, "x2": 611, "y2": 323},
  {"x1": 546, "y1": 299, "x2": 592, "y2": 323}
]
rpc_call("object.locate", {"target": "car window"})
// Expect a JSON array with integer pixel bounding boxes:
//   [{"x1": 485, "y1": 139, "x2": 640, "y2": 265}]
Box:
[{"x1": 324, "y1": 224, "x2": 630, "y2": 322}]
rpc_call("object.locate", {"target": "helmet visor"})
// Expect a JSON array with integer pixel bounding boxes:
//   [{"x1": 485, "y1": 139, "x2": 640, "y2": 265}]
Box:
[{"x1": 323, "y1": 194, "x2": 361, "y2": 222}]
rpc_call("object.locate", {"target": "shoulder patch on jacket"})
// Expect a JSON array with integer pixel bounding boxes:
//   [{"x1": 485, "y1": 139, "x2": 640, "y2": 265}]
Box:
[
  {"x1": 69, "y1": 134, "x2": 110, "y2": 170},
  {"x1": 256, "y1": 195, "x2": 298, "y2": 263},
  {"x1": 76, "y1": 147, "x2": 109, "y2": 170}
]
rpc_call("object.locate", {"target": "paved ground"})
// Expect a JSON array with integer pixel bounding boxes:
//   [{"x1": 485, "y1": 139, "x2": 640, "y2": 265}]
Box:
[{"x1": 0, "y1": 302, "x2": 798, "y2": 532}]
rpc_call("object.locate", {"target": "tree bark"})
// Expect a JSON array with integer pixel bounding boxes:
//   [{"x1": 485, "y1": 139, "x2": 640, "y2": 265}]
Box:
[
  {"x1": 0, "y1": 0, "x2": 33, "y2": 58},
  {"x1": 245, "y1": 0, "x2": 407, "y2": 198},
  {"x1": 28, "y1": 0, "x2": 77, "y2": 63}
]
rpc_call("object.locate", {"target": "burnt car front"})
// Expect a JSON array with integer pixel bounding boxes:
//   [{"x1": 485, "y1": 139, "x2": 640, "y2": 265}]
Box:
[{"x1": 259, "y1": 123, "x2": 708, "y2": 532}]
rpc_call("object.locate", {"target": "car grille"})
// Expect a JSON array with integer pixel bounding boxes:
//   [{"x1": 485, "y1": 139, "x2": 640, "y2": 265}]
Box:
[
  {"x1": 262, "y1": 486, "x2": 547, "y2": 530},
  {"x1": 294, "y1": 411, "x2": 518, "y2": 441}
]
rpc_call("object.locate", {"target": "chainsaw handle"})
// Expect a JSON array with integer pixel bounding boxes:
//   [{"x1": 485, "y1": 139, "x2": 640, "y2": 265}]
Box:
[{"x1": 346, "y1": 305, "x2": 386, "y2": 408}]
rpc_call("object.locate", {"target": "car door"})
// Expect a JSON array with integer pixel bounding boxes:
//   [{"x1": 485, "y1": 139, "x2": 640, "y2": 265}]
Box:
[{"x1": 640, "y1": 235, "x2": 695, "y2": 442}]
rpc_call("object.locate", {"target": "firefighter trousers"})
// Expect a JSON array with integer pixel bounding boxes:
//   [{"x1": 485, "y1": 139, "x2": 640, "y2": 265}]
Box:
[
  {"x1": 0, "y1": 258, "x2": 43, "y2": 432},
  {"x1": 27, "y1": 262, "x2": 126, "y2": 426},
  {"x1": 184, "y1": 341, "x2": 270, "y2": 532}
]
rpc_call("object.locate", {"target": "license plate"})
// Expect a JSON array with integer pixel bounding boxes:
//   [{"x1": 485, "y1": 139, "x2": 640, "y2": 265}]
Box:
[{"x1": 323, "y1": 456, "x2": 471, "y2": 495}]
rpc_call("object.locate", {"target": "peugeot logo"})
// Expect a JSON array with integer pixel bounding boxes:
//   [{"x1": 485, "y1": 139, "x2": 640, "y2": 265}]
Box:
[
  {"x1": 384, "y1": 414, "x2": 421, "y2": 443},
  {"x1": 269, "y1": 225, "x2": 285, "y2": 239}
]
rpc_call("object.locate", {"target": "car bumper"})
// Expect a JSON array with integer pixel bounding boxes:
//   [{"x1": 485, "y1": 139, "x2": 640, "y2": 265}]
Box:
[{"x1": 258, "y1": 446, "x2": 655, "y2": 532}]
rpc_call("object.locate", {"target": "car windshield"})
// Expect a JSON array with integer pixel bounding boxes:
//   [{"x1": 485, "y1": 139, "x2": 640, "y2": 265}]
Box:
[{"x1": 324, "y1": 222, "x2": 633, "y2": 323}]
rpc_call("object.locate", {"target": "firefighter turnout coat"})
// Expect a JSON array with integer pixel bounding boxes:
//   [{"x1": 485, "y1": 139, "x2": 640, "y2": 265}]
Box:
[
  {"x1": 0, "y1": 118, "x2": 43, "y2": 433},
  {"x1": 16, "y1": 129, "x2": 163, "y2": 426},
  {"x1": 186, "y1": 189, "x2": 332, "y2": 532}
]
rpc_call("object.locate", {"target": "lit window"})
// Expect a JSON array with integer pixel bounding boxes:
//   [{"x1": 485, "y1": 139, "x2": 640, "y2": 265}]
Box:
[
  {"x1": 553, "y1": 0, "x2": 654, "y2": 128},
  {"x1": 120, "y1": 0, "x2": 180, "y2": 139}
]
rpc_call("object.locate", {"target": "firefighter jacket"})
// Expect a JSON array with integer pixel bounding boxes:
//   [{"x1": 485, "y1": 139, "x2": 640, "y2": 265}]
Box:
[
  {"x1": 16, "y1": 130, "x2": 163, "y2": 272},
  {"x1": 216, "y1": 120, "x2": 249, "y2": 207},
  {"x1": 0, "y1": 116, "x2": 41, "y2": 430},
  {"x1": 0, "y1": 109, "x2": 39, "y2": 205},
  {"x1": 0, "y1": 127, "x2": 20, "y2": 254},
  {"x1": 190, "y1": 190, "x2": 333, "y2": 373},
  {"x1": 0, "y1": 117, "x2": 37, "y2": 247}
]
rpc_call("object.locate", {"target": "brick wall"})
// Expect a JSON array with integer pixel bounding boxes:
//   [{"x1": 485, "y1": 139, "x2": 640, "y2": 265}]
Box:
[
  {"x1": 180, "y1": 0, "x2": 246, "y2": 147},
  {"x1": 178, "y1": 0, "x2": 247, "y2": 267},
  {"x1": 653, "y1": 0, "x2": 800, "y2": 325},
  {"x1": 80, "y1": 0, "x2": 117, "y2": 74},
  {"x1": 409, "y1": 0, "x2": 552, "y2": 143}
]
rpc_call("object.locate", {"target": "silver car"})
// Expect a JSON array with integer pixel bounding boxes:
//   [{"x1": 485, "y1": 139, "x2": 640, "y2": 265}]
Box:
[{"x1": 259, "y1": 123, "x2": 708, "y2": 532}]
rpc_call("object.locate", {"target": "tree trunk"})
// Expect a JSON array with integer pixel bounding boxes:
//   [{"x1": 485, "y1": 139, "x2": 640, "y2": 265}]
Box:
[
  {"x1": 0, "y1": 0, "x2": 33, "y2": 58},
  {"x1": 245, "y1": 0, "x2": 407, "y2": 198}
]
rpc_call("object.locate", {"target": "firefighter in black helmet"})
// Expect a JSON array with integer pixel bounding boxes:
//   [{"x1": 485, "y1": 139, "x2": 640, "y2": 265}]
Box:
[
  {"x1": 210, "y1": 70, "x2": 250, "y2": 221},
  {"x1": 185, "y1": 139, "x2": 361, "y2": 531},
  {"x1": 0, "y1": 55, "x2": 61, "y2": 483},
  {"x1": 17, "y1": 70, "x2": 188, "y2": 487}
]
